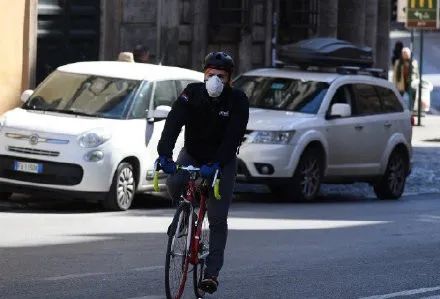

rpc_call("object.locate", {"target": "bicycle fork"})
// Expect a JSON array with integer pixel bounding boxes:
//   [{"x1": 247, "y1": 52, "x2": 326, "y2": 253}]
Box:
[
  {"x1": 170, "y1": 202, "x2": 193, "y2": 258},
  {"x1": 191, "y1": 194, "x2": 209, "y2": 265}
]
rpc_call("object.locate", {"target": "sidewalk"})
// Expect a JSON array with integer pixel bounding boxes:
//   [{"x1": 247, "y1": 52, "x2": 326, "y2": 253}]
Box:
[{"x1": 412, "y1": 114, "x2": 440, "y2": 146}]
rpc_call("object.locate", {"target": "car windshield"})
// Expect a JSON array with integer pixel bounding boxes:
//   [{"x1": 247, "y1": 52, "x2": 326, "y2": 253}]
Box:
[
  {"x1": 23, "y1": 71, "x2": 142, "y2": 119},
  {"x1": 234, "y1": 75, "x2": 330, "y2": 114}
]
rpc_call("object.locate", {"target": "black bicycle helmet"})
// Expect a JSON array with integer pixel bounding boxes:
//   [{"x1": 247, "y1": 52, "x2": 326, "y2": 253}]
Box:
[{"x1": 203, "y1": 52, "x2": 235, "y2": 74}]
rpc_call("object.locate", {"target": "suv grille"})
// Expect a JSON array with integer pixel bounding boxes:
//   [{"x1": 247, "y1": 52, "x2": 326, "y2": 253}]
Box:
[{"x1": 8, "y1": 146, "x2": 60, "y2": 157}]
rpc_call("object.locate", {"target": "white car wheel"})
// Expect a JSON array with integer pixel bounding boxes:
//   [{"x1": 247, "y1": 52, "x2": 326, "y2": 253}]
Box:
[{"x1": 103, "y1": 162, "x2": 136, "y2": 211}]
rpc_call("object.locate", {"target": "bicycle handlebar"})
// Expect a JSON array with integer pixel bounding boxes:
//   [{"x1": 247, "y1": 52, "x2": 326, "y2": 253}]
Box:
[{"x1": 153, "y1": 163, "x2": 221, "y2": 200}]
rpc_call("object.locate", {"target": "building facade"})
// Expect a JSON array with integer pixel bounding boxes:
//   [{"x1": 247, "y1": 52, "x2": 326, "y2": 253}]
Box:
[
  {"x1": 1, "y1": 0, "x2": 391, "y2": 114},
  {"x1": 0, "y1": 1, "x2": 36, "y2": 114}
]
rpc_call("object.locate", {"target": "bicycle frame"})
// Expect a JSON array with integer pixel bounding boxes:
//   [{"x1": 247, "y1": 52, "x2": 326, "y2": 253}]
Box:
[
  {"x1": 180, "y1": 174, "x2": 209, "y2": 266},
  {"x1": 168, "y1": 174, "x2": 209, "y2": 299}
]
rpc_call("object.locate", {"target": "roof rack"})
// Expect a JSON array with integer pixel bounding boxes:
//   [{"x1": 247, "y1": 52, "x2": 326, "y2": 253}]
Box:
[
  {"x1": 337, "y1": 66, "x2": 387, "y2": 79},
  {"x1": 273, "y1": 63, "x2": 386, "y2": 79},
  {"x1": 277, "y1": 38, "x2": 374, "y2": 69},
  {"x1": 272, "y1": 38, "x2": 389, "y2": 78}
]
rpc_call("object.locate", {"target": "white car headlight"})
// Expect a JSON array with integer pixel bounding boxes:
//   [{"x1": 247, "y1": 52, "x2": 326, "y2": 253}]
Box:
[
  {"x1": 0, "y1": 116, "x2": 5, "y2": 131},
  {"x1": 250, "y1": 131, "x2": 295, "y2": 145},
  {"x1": 78, "y1": 129, "x2": 111, "y2": 148}
]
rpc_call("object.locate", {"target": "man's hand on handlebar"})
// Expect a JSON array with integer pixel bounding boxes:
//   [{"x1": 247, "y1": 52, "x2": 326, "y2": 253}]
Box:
[
  {"x1": 200, "y1": 162, "x2": 220, "y2": 179},
  {"x1": 156, "y1": 156, "x2": 177, "y2": 174}
]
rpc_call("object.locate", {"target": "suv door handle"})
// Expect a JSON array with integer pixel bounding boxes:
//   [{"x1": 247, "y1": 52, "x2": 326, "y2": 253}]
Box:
[
  {"x1": 384, "y1": 122, "x2": 392, "y2": 128},
  {"x1": 355, "y1": 125, "x2": 364, "y2": 130}
]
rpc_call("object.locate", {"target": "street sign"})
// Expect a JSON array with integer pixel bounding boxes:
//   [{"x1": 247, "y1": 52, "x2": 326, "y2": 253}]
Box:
[
  {"x1": 406, "y1": 0, "x2": 439, "y2": 29},
  {"x1": 398, "y1": 0, "x2": 407, "y2": 22}
]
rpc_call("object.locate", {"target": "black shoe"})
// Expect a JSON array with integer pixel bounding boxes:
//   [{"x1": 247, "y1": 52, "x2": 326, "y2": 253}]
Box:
[{"x1": 198, "y1": 275, "x2": 219, "y2": 294}]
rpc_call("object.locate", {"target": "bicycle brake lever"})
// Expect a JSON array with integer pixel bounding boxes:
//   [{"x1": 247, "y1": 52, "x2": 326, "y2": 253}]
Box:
[
  {"x1": 153, "y1": 160, "x2": 160, "y2": 192},
  {"x1": 212, "y1": 169, "x2": 219, "y2": 187}
]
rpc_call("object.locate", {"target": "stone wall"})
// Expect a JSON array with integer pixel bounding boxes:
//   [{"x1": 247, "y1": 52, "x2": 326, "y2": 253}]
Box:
[
  {"x1": 102, "y1": 0, "x2": 271, "y2": 74},
  {"x1": 101, "y1": 0, "x2": 390, "y2": 72}
]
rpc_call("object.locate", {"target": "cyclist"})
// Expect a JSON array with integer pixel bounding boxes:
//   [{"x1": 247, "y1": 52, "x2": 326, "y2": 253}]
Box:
[{"x1": 157, "y1": 52, "x2": 249, "y2": 294}]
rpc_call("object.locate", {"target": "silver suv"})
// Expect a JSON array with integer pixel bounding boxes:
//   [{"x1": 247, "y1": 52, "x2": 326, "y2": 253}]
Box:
[{"x1": 234, "y1": 67, "x2": 412, "y2": 201}]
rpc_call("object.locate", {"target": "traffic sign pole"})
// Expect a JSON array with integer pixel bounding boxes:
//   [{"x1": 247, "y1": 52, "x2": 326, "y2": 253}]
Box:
[
  {"x1": 406, "y1": 0, "x2": 439, "y2": 126},
  {"x1": 417, "y1": 30, "x2": 424, "y2": 126}
]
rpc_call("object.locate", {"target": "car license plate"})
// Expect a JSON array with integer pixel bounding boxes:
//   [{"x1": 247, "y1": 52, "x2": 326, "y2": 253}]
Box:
[{"x1": 14, "y1": 161, "x2": 43, "y2": 174}]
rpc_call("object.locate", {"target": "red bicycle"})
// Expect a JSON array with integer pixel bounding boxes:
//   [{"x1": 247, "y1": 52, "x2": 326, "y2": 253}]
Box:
[{"x1": 153, "y1": 164, "x2": 220, "y2": 299}]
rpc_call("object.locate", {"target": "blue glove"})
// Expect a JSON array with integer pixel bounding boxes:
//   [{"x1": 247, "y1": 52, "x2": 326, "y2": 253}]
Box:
[
  {"x1": 200, "y1": 162, "x2": 220, "y2": 179},
  {"x1": 158, "y1": 156, "x2": 176, "y2": 174}
]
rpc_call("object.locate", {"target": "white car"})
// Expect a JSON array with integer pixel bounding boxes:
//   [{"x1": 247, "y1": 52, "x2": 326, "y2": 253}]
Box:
[
  {"x1": 234, "y1": 67, "x2": 412, "y2": 201},
  {"x1": 0, "y1": 61, "x2": 203, "y2": 210}
]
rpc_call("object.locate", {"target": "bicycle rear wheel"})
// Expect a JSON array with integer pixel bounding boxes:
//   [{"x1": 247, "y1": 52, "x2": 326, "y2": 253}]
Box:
[
  {"x1": 193, "y1": 210, "x2": 210, "y2": 298},
  {"x1": 165, "y1": 203, "x2": 192, "y2": 299}
]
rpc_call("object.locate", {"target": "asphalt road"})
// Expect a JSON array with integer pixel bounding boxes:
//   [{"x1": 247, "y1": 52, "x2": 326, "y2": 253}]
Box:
[{"x1": 2, "y1": 192, "x2": 440, "y2": 299}]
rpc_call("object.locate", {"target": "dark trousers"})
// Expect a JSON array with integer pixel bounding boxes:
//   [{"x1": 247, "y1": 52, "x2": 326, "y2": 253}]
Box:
[{"x1": 166, "y1": 148, "x2": 237, "y2": 277}]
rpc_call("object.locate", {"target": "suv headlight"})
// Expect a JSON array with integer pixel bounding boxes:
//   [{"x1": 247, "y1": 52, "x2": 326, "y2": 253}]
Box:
[
  {"x1": 78, "y1": 129, "x2": 111, "y2": 148},
  {"x1": 0, "y1": 116, "x2": 5, "y2": 131},
  {"x1": 250, "y1": 130, "x2": 295, "y2": 145}
]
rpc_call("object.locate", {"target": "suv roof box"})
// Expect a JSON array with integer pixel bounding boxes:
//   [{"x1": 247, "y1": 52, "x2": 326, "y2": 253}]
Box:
[{"x1": 278, "y1": 38, "x2": 373, "y2": 69}]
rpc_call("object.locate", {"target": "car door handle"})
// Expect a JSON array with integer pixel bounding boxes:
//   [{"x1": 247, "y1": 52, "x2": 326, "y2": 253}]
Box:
[
  {"x1": 384, "y1": 122, "x2": 392, "y2": 128},
  {"x1": 355, "y1": 125, "x2": 364, "y2": 130}
]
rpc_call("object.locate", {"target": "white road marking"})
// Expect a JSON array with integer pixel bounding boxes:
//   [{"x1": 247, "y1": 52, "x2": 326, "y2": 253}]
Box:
[
  {"x1": 125, "y1": 296, "x2": 165, "y2": 299},
  {"x1": 421, "y1": 296, "x2": 440, "y2": 299},
  {"x1": 44, "y1": 272, "x2": 109, "y2": 281},
  {"x1": 43, "y1": 265, "x2": 163, "y2": 281},
  {"x1": 131, "y1": 266, "x2": 164, "y2": 272},
  {"x1": 359, "y1": 286, "x2": 440, "y2": 299}
]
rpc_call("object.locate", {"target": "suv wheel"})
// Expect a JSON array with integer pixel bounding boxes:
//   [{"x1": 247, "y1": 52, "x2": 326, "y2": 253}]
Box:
[
  {"x1": 374, "y1": 149, "x2": 408, "y2": 200},
  {"x1": 271, "y1": 148, "x2": 323, "y2": 201},
  {"x1": 0, "y1": 192, "x2": 12, "y2": 201},
  {"x1": 103, "y1": 162, "x2": 136, "y2": 211}
]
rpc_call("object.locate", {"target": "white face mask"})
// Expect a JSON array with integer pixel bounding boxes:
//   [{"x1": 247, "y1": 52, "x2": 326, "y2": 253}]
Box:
[{"x1": 205, "y1": 75, "x2": 224, "y2": 97}]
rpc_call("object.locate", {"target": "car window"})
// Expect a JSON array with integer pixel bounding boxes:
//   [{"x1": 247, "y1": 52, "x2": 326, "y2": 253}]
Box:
[
  {"x1": 376, "y1": 86, "x2": 404, "y2": 113},
  {"x1": 353, "y1": 84, "x2": 382, "y2": 115},
  {"x1": 329, "y1": 84, "x2": 356, "y2": 117},
  {"x1": 176, "y1": 80, "x2": 198, "y2": 94},
  {"x1": 234, "y1": 75, "x2": 329, "y2": 114},
  {"x1": 24, "y1": 71, "x2": 141, "y2": 119},
  {"x1": 153, "y1": 80, "x2": 178, "y2": 108},
  {"x1": 129, "y1": 81, "x2": 152, "y2": 119}
]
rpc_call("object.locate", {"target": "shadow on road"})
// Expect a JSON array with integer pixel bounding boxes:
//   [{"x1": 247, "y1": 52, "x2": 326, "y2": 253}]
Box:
[
  {"x1": 0, "y1": 188, "x2": 380, "y2": 214},
  {"x1": 0, "y1": 193, "x2": 174, "y2": 214}
]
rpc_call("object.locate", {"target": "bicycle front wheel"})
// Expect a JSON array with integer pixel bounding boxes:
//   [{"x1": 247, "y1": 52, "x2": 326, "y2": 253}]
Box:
[{"x1": 165, "y1": 203, "x2": 192, "y2": 299}]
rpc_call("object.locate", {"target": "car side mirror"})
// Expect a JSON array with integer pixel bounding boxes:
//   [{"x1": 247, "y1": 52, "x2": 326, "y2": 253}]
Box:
[
  {"x1": 147, "y1": 105, "x2": 171, "y2": 122},
  {"x1": 21, "y1": 89, "x2": 34, "y2": 103},
  {"x1": 328, "y1": 103, "x2": 351, "y2": 119}
]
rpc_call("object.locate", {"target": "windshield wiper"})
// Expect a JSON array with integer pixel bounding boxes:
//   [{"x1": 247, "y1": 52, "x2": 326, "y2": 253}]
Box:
[{"x1": 40, "y1": 108, "x2": 98, "y2": 117}]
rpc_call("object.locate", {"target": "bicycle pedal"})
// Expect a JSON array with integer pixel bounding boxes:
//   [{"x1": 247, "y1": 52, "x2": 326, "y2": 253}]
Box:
[{"x1": 197, "y1": 289, "x2": 205, "y2": 298}]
